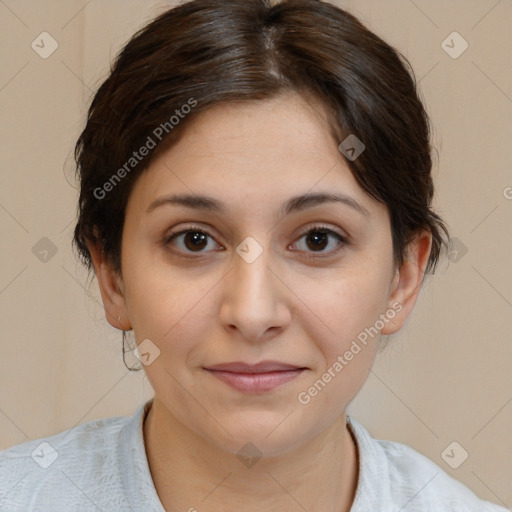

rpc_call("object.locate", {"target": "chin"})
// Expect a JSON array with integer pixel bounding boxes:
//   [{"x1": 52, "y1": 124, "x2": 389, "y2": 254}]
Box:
[{"x1": 203, "y1": 411, "x2": 316, "y2": 458}]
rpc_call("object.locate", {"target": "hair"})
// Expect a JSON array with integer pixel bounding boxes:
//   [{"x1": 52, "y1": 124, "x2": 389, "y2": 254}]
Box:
[{"x1": 72, "y1": 0, "x2": 449, "y2": 282}]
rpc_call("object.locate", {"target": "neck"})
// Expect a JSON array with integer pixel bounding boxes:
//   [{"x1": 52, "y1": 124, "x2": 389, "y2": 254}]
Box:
[{"x1": 143, "y1": 398, "x2": 359, "y2": 512}]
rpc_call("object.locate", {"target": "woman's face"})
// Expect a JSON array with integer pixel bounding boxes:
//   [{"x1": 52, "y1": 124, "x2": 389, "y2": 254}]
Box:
[{"x1": 96, "y1": 92, "x2": 427, "y2": 456}]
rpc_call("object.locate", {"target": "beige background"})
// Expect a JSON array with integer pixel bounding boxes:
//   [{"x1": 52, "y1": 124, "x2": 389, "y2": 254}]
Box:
[{"x1": 0, "y1": 0, "x2": 511, "y2": 507}]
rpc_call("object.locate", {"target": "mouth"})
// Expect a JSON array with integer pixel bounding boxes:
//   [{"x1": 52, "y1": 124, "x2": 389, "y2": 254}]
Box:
[{"x1": 203, "y1": 361, "x2": 308, "y2": 393}]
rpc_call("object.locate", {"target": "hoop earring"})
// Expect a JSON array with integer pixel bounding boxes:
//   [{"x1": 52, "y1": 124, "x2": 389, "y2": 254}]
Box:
[{"x1": 121, "y1": 329, "x2": 143, "y2": 372}]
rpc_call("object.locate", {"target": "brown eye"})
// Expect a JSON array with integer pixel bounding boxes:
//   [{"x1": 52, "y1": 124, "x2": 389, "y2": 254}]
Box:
[
  {"x1": 292, "y1": 226, "x2": 348, "y2": 257},
  {"x1": 182, "y1": 231, "x2": 208, "y2": 251},
  {"x1": 305, "y1": 230, "x2": 329, "y2": 251},
  {"x1": 164, "y1": 227, "x2": 222, "y2": 254}
]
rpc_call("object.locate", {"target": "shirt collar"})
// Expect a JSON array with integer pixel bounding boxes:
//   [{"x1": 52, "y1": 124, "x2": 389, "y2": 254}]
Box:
[
  {"x1": 121, "y1": 401, "x2": 390, "y2": 511},
  {"x1": 120, "y1": 398, "x2": 166, "y2": 512}
]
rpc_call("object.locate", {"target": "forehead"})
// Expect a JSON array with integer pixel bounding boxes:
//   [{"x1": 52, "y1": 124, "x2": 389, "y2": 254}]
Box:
[
  {"x1": 175, "y1": 92, "x2": 339, "y2": 166},
  {"x1": 127, "y1": 93, "x2": 383, "y2": 220}
]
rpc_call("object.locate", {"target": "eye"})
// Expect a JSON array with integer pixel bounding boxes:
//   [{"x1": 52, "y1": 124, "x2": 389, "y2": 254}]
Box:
[
  {"x1": 291, "y1": 225, "x2": 348, "y2": 257},
  {"x1": 163, "y1": 224, "x2": 348, "y2": 259},
  {"x1": 163, "y1": 226, "x2": 223, "y2": 255}
]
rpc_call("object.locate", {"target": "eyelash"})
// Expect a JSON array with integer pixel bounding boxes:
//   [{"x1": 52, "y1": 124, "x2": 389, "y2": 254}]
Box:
[{"x1": 162, "y1": 224, "x2": 349, "y2": 259}]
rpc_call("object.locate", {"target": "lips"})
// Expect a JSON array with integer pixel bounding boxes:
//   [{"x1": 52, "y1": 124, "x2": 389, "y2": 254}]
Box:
[
  {"x1": 203, "y1": 361, "x2": 307, "y2": 393},
  {"x1": 205, "y1": 361, "x2": 305, "y2": 373}
]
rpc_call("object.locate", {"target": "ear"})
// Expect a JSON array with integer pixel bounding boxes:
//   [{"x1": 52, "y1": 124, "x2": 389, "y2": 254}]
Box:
[
  {"x1": 381, "y1": 230, "x2": 432, "y2": 335},
  {"x1": 88, "y1": 240, "x2": 131, "y2": 331}
]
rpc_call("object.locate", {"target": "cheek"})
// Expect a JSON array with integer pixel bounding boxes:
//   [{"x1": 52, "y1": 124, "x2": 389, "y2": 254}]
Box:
[
  {"x1": 293, "y1": 270, "x2": 389, "y2": 420},
  {"x1": 123, "y1": 255, "x2": 218, "y2": 356},
  {"x1": 294, "y1": 263, "x2": 393, "y2": 354},
  {"x1": 120, "y1": 218, "x2": 190, "y2": 334}
]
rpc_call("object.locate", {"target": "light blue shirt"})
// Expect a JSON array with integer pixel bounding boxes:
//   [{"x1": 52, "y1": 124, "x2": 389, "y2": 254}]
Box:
[{"x1": 0, "y1": 399, "x2": 507, "y2": 511}]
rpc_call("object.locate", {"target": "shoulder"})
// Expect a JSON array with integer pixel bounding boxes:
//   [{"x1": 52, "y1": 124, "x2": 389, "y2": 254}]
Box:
[
  {"x1": 0, "y1": 412, "x2": 134, "y2": 511},
  {"x1": 379, "y1": 439, "x2": 505, "y2": 511},
  {"x1": 348, "y1": 416, "x2": 508, "y2": 512},
  {"x1": 0, "y1": 412, "x2": 129, "y2": 467}
]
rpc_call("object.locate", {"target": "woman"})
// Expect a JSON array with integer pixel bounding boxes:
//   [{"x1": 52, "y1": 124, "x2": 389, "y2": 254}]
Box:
[{"x1": 0, "y1": 0, "x2": 507, "y2": 510}]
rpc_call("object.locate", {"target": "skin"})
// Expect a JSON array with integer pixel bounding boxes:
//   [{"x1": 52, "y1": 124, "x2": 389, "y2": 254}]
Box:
[{"x1": 89, "y1": 92, "x2": 431, "y2": 512}]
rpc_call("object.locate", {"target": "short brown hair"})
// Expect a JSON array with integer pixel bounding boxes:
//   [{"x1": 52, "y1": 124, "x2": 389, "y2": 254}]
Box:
[{"x1": 73, "y1": 0, "x2": 449, "y2": 278}]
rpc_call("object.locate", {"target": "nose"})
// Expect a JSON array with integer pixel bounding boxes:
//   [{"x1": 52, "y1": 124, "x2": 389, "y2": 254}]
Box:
[{"x1": 219, "y1": 239, "x2": 292, "y2": 343}]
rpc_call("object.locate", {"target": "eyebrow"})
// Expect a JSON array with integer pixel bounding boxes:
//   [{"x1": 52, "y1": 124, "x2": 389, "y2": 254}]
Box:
[{"x1": 146, "y1": 191, "x2": 370, "y2": 217}]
